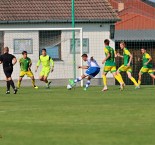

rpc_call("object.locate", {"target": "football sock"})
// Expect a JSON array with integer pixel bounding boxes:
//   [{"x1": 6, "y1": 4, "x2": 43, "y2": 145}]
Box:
[
  {"x1": 74, "y1": 77, "x2": 82, "y2": 83},
  {"x1": 117, "y1": 73, "x2": 125, "y2": 84},
  {"x1": 138, "y1": 80, "x2": 141, "y2": 85},
  {"x1": 130, "y1": 77, "x2": 139, "y2": 86},
  {"x1": 9, "y1": 80, "x2": 16, "y2": 90},
  {"x1": 32, "y1": 79, "x2": 35, "y2": 87},
  {"x1": 17, "y1": 80, "x2": 21, "y2": 88},
  {"x1": 102, "y1": 74, "x2": 107, "y2": 86},
  {"x1": 85, "y1": 80, "x2": 91, "y2": 88},
  {"x1": 6, "y1": 81, "x2": 10, "y2": 91},
  {"x1": 114, "y1": 75, "x2": 122, "y2": 84}
]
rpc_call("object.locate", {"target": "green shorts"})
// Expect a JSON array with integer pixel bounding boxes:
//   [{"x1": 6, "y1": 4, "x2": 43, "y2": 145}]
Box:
[{"x1": 40, "y1": 67, "x2": 50, "y2": 77}]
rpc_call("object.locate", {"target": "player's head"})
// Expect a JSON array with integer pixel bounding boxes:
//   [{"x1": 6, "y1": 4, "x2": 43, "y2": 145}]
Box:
[
  {"x1": 42, "y1": 48, "x2": 46, "y2": 56},
  {"x1": 81, "y1": 54, "x2": 88, "y2": 61},
  {"x1": 104, "y1": 39, "x2": 110, "y2": 46},
  {"x1": 120, "y1": 41, "x2": 126, "y2": 49},
  {"x1": 141, "y1": 48, "x2": 146, "y2": 54},
  {"x1": 3, "y1": 47, "x2": 9, "y2": 54},
  {"x1": 22, "y1": 51, "x2": 27, "y2": 58}
]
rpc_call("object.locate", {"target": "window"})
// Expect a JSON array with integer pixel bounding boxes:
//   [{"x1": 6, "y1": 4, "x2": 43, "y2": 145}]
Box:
[
  {"x1": 70, "y1": 38, "x2": 89, "y2": 54},
  {"x1": 39, "y1": 31, "x2": 61, "y2": 60},
  {"x1": 14, "y1": 39, "x2": 33, "y2": 54}
]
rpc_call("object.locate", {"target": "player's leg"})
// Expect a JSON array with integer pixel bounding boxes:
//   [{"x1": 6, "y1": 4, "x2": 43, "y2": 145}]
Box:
[
  {"x1": 43, "y1": 69, "x2": 51, "y2": 88},
  {"x1": 84, "y1": 67, "x2": 100, "y2": 91},
  {"x1": 17, "y1": 77, "x2": 23, "y2": 89},
  {"x1": 126, "y1": 71, "x2": 139, "y2": 88},
  {"x1": 148, "y1": 69, "x2": 155, "y2": 80},
  {"x1": 27, "y1": 71, "x2": 38, "y2": 89},
  {"x1": 17, "y1": 71, "x2": 25, "y2": 89},
  {"x1": 69, "y1": 74, "x2": 87, "y2": 86},
  {"x1": 138, "y1": 67, "x2": 144, "y2": 85},
  {"x1": 84, "y1": 77, "x2": 91, "y2": 91},
  {"x1": 102, "y1": 66, "x2": 108, "y2": 91},
  {"x1": 6, "y1": 77, "x2": 10, "y2": 94},
  {"x1": 116, "y1": 65, "x2": 125, "y2": 84},
  {"x1": 4, "y1": 68, "x2": 17, "y2": 94}
]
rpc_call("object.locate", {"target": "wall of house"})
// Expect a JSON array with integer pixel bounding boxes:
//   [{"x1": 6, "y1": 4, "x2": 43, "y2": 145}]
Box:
[{"x1": 0, "y1": 23, "x2": 115, "y2": 85}]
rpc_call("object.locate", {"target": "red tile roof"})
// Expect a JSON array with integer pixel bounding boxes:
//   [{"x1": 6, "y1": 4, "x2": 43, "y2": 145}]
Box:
[
  {"x1": 0, "y1": 0, "x2": 120, "y2": 23},
  {"x1": 109, "y1": 0, "x2": 155, "y2": 30}
]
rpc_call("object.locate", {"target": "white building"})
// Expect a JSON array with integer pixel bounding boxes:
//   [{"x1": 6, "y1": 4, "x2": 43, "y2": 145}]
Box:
[{"x1": 0, "y1": 0, "x2": 119, "y2": 86}]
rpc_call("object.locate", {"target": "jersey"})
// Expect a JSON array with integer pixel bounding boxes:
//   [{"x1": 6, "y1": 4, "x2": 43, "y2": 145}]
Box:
[
  {"x1": 37, "y1": 55, "x2": 54, "y2": 68},
  {"x1": 104, "y1": 46, "x2": 116, "y2": 66},
  {"x1": 87, "y1": 57, "x2": 100, "y2": 68},
  {"x1": 0, "y1": 53, "x2": 16, "y2": 69},
  {"x1": 123, "y1": 48, "x2": 131, "y2": 66},
  {"x1": 142, "y1": 53, "x2": 152, "y2": 68},
  {"x1": 19, "y1": 57, "x2": 32, "y2": 72}
]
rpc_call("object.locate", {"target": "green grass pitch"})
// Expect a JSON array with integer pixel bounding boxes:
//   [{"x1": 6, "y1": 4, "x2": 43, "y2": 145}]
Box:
[{"x1": 0, "y1": 86, "x2": 155, "y2": 145}]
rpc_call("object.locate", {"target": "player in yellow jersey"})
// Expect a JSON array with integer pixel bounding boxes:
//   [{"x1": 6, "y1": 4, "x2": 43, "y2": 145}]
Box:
[
  {"x1": 35, "y1": 49, "x2": 54, "y2": 88},
  {"x1": 102, "y1": 39, "x2": 125, "y2": 91},
  {"x1": 117, "y1": 41, "x2": 139, "y2": 89},
  {"x1": 17, "y1": 51, "x2": 38, "y2": 89},
  {"x1": 138, "y1": 48, "x2": 155, "y2": 86}
]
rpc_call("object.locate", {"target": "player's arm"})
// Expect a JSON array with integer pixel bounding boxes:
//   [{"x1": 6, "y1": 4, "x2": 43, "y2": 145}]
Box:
[
  {"x1": 102, "y1": 52, "x2": 110, "y2": 64},
  {"x1": 116, "y1": 53, "x2": 123, "y2": 58},
  {"x1": 12, "y1": 57, "x2": 17, "y2": 66},
  {"x1": 78, "y1": 66, "x2": 89, "y2": 69},
  {"x1": 50, "y1": 57, "x2": 54, "y2": 72},
  {"x1": 128, "y1": 53, "x2": 133, "y2": 66},
  {"x1": 28, "y1": 59, "x2": 32, "y2": 71},
  {"x1": 145, "y1": 54, "x2": 152, "y2": 65},
  {"x1": 35, "y1": 58, "x2": 41, "y2": 72}
]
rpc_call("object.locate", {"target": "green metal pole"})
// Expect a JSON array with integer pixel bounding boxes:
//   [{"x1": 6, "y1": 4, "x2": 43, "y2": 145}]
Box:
[{"x1": 72, "y1": 0, "x2": 76, "y2": 79}]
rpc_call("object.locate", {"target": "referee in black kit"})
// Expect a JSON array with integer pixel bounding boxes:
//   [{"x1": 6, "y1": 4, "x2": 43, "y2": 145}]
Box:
[{"x1": 0, "y1": 47, "x2": 18, "y2": 94}]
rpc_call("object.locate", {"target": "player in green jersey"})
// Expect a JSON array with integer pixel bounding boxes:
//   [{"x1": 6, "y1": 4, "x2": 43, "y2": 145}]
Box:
[
  {"x1": 102, "y1": 39, "x2": 125, "y2": 91},
  {"x1": 35, "y1": 48, "x2": 54, "y2": 88},
  {"x1": 117, "y1": 41, "x2": 139, "y2": 89},
  {"x1": 138, "y1": 48, "x2": 155, "y2": 85},
  {"x1": 17, "y1": 51, "x2": 38, "y2": 89}
]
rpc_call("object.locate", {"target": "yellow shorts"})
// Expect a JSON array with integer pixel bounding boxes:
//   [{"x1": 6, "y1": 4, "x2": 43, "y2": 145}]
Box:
[
  {"x1": 140, "y1": 67, "x2": 154, "y2": 74},
  {"x1": 20, "y1": 71, "x2": 34, "y2": 77},
  {"x1": 104, "y1": 66, "x2": 116, "y2": 73},
  {"x1": 118, "y1": 65, "x2": 132, "y2": 73},
  {"x1": 40, "y1": 67, "x2": 50, "y2": 77}
]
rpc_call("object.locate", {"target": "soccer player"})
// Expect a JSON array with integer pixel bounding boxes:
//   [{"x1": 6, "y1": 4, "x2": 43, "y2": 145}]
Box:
[
  {"x1": 138, "y1": 48, "x2": 155, "y2": 85},
  {"x1": 35, "y1": 48, "x2": 54, "y2": 88},
  {"x1": 117, "y1": 41, "x2": 139, "y2": 89},
  {"x1": 69, "y1": 54, "x2": 100, "y2": 90},
  {"x1": 17, "y1": 51, "x2": 38, "y2": 89},
  {"x1": 102, "y1": 39, "x2": 124, "y2": 91},
  {"x1": 0, "y1": 47, "x2": 18, "y2": 94}
]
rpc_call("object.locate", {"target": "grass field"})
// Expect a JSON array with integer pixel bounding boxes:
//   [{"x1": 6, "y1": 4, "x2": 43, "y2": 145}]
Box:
[{"x1": 0, "y1": 86, "x2": 155, "y2": 145}]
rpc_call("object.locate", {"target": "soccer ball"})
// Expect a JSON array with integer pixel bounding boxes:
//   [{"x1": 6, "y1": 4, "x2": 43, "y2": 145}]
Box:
[{"x1": 67, "y1": 84, "x2": 72, "y2": 90}]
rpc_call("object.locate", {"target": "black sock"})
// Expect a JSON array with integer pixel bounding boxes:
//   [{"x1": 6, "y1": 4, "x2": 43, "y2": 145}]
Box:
[
  {"x1": 9, "y1": 80, "x2": 16, "y2": 90},
  {"x1": 6, "y1": 81, "x2": 10, "y2": 91}
]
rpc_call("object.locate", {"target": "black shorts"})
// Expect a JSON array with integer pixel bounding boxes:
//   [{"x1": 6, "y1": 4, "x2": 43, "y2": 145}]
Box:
[{"x1": 3, "y1": 67, "x2": 13, "y2": 78}]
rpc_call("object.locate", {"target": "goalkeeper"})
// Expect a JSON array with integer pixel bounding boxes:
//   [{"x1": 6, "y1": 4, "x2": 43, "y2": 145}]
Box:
[{"x1": 35, "y1": 48, "x2": 54, "y2": 88}]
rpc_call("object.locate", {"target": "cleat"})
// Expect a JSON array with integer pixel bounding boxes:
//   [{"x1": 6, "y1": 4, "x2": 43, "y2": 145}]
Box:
[
  {"x1": 135, "y1": 85, "x2": 140, "y2": 89},
  {"x1": 6, "y1": 91, "x2": 10, "y2": 94},
  {"x1": 102, "y1": 86, "x2": 108, "y2": 92},
  {"x1": 46, "y1": 81, "x2": 51, "y2": 88},
  {"x1": 69, "y1": 79, "x2": 75, "y2": 86},
  {"x1": 120, "y1": 83, "x2": 125, "y2": 91},
  {"x1": 14, "y1": 88, "x2": 18, "y2": 94},
  {"x1": 34, "y1": 86, "x2": 38, "y2": 89}
]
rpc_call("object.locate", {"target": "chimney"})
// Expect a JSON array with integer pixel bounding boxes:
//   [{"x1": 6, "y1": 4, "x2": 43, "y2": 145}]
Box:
[{"x1": 118, "y1": 2, "x2": 124, "y2": 12}]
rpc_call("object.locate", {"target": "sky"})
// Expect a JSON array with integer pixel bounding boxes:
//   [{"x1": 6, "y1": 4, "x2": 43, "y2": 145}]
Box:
[{"x1": 149, "y1": 0, "x2": 155, "y2": 2}]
